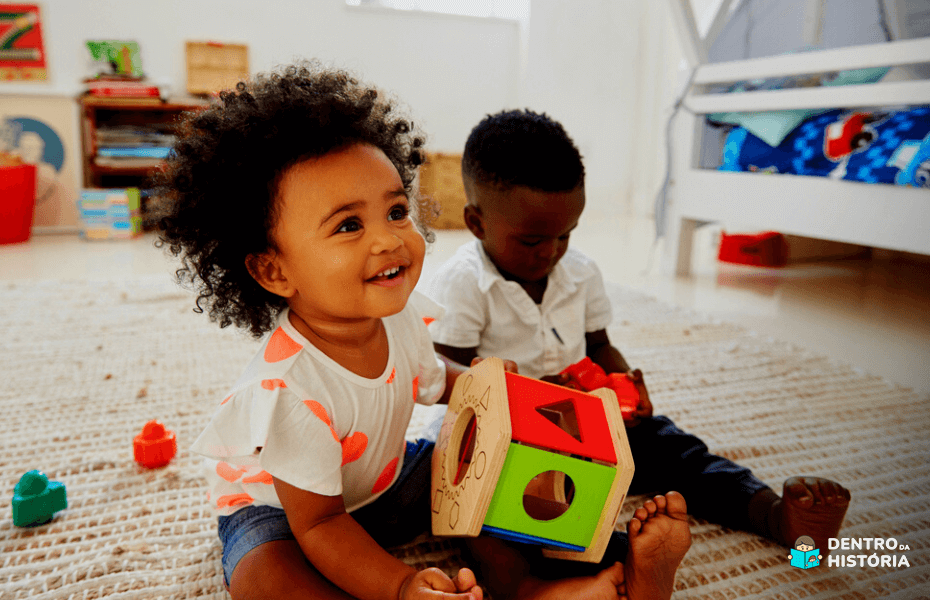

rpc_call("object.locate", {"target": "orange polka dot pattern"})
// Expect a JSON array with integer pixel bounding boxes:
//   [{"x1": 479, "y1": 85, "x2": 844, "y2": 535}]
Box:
[
  {"x1": 304, "y1": 399, "x2": 368, "y2": 466},
  {"x1": 264, "y1": 328, "x2": 302, "y2": 363}
]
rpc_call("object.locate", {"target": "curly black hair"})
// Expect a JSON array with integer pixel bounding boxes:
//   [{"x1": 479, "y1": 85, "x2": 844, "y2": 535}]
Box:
[
  {"x1": 461, "y1": 108, "x2": 585, "y2": 193},
  {"x1": 154, "y1": 61, "x2": 431, "y2": 338}
]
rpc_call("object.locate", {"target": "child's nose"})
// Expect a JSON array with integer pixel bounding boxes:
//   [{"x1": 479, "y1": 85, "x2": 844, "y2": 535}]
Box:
[
  {"x1": 537, "y1": 240, "x2": 559, "y2": 259},
  {"x1": 371, "y1": 224, "x2": 403, "y2": 253}
]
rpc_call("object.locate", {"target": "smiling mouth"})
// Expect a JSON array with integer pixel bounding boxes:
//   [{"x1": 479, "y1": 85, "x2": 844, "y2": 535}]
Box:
[{"x1": 369, "y1": 265, "x2": 405, "y2": 282}]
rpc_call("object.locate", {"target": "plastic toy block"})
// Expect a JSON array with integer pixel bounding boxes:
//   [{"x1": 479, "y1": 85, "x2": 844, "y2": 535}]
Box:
[
  {"x1": 134, "y1": 420, "x2": 177, "y2": 468},
  {"x1": 560, "y1": 356, "x2": 608, "y2": 391},
  {"x1": 432, "y1": 357, "x2": 635, "y2": 563},
  {"x1": 605, "y1": 373, "x2": 640, "y2": 420},
  {"x1": 483, "y1": 443, "x2": 615, "y2": 548},
  {"x1": 12, "y1": 470, "x2": 67, "y2": 527},
  {"x1": 505, "y1": 373, "x2": 617, "y2": 465},
  {"x1": 561, "y1": 358, "x2": 640, "y2": 421}
]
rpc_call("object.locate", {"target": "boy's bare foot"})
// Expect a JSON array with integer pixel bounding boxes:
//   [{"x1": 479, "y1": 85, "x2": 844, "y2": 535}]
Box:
[
  {"x1": 624, "y1": 492, "x2": 691, "y2": 600},
  {"x1": 774, "y1": 476, "x2": 850, "y2": 553},
  {"x1": 517, "y1": 562, "x2": 626, "y2": 600}
]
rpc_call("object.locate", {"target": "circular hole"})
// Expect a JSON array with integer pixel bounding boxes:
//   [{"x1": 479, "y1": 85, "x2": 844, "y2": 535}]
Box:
[
  {"x1": 523, "y1": 471, "x2": 574, "y2": 521},
  {"x1": 446, "y1": 408, "x2": 477, "y2": 486}
]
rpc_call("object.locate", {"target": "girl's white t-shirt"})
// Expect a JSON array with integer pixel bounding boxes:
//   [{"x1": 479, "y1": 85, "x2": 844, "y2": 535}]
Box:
[{"x1": 190, "y1": 292, "x2": 446, "y2": 516}]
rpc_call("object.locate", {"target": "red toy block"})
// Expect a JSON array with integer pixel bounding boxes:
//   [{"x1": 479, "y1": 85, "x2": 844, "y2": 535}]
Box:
[
  {"x1": 134, "y1": 420, "x2": 177, "y2": 468},
  {"x1": 560, "y1": 357, "x2": 608, "y2": 391},
  {"x1": 505, "y1": 372, "x2": 617, "y2": 465},
  {"x1": 605, "y1": 373, "x2": 640, "y2": 420},
  {"x1": 561, "y1": 358, "x2": 641, "y2": 420}
]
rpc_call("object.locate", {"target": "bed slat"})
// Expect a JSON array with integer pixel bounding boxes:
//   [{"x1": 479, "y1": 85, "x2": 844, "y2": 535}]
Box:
[
  {"x1": 687, "y1": 79, "x2": 930, "y2": 113},
  {"x1": 693, "y1": 38, "x2": 930, "y2": 85}
]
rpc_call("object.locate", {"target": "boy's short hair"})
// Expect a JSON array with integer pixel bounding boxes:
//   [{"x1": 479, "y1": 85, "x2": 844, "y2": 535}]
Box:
[
  {"x1": 462, "y1": 109, "x2": 584, "y2": 193},
  {"x1": 155, "y1": 61, "x2": 430, "y2": 338}
]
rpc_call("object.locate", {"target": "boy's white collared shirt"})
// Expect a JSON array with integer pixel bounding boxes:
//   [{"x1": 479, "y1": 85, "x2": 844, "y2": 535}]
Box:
[{"x1": 426, "y1": 240, "x2": 612, "y2": 380}]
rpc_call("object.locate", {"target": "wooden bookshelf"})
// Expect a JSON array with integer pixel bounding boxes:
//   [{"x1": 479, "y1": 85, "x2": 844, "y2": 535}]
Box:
[{"x1": 78, "y1": 95, "x2": 207, "y2": 189}]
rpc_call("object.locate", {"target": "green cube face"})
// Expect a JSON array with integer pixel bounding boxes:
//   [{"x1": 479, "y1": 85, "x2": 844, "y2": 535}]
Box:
[{"x1": 482, "y1": 443, "x2": 616, "y2": 548}]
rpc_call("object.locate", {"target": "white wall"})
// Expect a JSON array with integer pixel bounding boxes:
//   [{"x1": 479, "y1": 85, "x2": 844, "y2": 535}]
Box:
[
  {"x1": 1, "y1": 0, "x2": 685, "y2": 221},
  {"x1": 0, "y1": 0, "x2": 520, "y2": 153}
]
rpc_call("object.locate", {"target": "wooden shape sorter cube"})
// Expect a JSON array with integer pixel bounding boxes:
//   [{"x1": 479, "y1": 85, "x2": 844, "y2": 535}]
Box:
[{"x1": 431, "y1": 358, "x2": 635, "y2": 563}]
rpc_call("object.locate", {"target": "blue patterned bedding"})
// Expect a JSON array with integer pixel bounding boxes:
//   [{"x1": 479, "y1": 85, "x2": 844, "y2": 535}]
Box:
[{"x1": 720, "y1": 106, "x2": 930, "y2": 187}]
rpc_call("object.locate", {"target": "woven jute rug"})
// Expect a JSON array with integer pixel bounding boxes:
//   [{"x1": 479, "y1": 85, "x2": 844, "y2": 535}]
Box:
[{"x1": 1, "y1": 276, "x2": 927, "y2": 599}]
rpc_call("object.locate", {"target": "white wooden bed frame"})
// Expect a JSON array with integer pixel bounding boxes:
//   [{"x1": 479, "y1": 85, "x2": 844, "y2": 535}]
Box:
[{"x1": 663, "y1": 0, "x2": 930, "y2": 275}]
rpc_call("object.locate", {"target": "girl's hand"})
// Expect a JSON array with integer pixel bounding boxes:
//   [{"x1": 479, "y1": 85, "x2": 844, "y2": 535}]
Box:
[
  {"x1": 470, "y1": 356, "x2": 519, "y2": 374},
  {"x1": 399, "y1": 567, "x2": 483, "y2": 600},
  {"x1": 624, "y1": 368, "x2": 653, "y2": 427}
]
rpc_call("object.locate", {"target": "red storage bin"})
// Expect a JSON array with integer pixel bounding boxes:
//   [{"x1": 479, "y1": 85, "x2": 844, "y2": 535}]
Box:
[
  {"x1": 0, "y1": 164, "x2": 37, "y2": 245},
  {"x1": 718, "y1": 231, "x2": 789, "y2": 267}
]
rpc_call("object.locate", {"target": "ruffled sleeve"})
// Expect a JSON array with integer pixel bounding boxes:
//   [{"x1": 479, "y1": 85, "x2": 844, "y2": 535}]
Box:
[
  {"x1": 407, "y1": 291, "x2": 447, "y2": 406},
  {"x1": 190, "y1": 384, "x2": 282, "y2": 460},
  {"x1": 191, "y1": 382, "x2": 344, "y2": 496}
]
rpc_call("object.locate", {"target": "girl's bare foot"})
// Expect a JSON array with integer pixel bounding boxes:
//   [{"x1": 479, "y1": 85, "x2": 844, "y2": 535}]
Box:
[
  {"x1": 624, "y1": 492, "x2": 692, "y2": 600},
  {"x1": 774, "y1": 476, "x2": 850, "y2": 554}
]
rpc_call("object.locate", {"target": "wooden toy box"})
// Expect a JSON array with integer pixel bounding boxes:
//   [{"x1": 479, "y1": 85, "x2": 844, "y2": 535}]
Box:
[{"x1": 431, "y1": 358, "x2": 635, "y2": 562}]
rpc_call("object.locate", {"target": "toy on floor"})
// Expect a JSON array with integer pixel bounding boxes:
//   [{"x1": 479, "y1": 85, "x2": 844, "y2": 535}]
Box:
[
  {"x1": 12, "y1": 470, "x2": 67, "y2": 527},
  {"x1": 431, "y1": 357, "x2": 635, "y2": 563},
  {"x1": 134, "y1": 420, "x2": 177, "y2": 468},
  {"x1": 560, "y1": 357, "x2": 640, "y2": 421}
]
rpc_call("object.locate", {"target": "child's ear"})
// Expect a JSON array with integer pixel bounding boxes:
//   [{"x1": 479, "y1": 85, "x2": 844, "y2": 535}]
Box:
[
  {"x1": 245, "y1": 250, "x2": 296, "y2": 299},
  {"x1": 463, "y1": 204, "x2": 485, "y2": 240}
]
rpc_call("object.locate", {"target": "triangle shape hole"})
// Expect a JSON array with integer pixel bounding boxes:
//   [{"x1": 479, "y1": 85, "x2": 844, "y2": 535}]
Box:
[{"x1": 535, "y1": 400, "x2": 582, "y2": 444}]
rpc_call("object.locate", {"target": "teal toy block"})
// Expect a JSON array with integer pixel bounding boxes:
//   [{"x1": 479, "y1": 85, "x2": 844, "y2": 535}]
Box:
[
  {"x1": 482, "y1": 443, "x2": 615, "y2": 549},
  {"x1": 12, "y1": 470, "x2": 67, "y2": 527}
]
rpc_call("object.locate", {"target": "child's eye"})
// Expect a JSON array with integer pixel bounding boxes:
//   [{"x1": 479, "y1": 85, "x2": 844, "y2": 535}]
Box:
[
  {"x1": 388, "y1": 204, "x2": 409, "y2": 221},
  {"x1": 336, "y1": 218, "x2": 362, "y2": 233},
  {"x1": 521, "y1": 239, "x2": 541, "y2": 247}
]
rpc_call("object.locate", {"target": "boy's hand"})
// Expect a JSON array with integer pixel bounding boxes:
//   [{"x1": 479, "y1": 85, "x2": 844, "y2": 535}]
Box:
[
  {"x1": 624, "y1": 368, "x2": 653, "y2": 427},
  {"x1": 399, "y1": 567, "x2": 483, "y2": 600},
  {"x1": 539, "y1": 372, "x2": 573, "y2": 387},
  {"x1": 470, "y1": 356, "x2": 519, "y2": 374}
]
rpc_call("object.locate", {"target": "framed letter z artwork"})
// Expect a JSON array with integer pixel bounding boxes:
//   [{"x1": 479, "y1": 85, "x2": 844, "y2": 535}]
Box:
[{"x1": 0, "y1": 3, "x2": 47, "y2": 81}]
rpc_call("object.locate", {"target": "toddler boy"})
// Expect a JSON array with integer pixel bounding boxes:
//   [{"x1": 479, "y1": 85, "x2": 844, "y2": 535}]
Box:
[{"x1": 426, "y1": 109, "x2": 850, "y2": 555}]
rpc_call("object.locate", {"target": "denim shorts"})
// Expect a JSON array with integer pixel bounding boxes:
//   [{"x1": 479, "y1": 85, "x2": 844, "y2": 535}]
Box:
[{"x1": 216, "y1": 439, "x2": 435, "y2": 587}]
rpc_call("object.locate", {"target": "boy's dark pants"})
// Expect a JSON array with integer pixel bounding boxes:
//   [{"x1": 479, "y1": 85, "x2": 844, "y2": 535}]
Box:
[{"x1": 626, "y1": 415, "x2": 770, "y2": 531}]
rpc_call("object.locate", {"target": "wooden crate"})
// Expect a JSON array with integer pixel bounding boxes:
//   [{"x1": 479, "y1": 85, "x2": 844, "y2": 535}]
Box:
[
  {"x1": 186, "y1": 41, "x2": 249, "y2": 96},
  {"x1": 419, "y1": 152, "x2": 467, "y2": 229}
]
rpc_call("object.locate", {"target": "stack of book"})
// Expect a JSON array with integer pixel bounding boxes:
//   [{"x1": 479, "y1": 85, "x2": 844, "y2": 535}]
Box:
[
  {"x1": 78, "y1": 188, "x2": 143, "y2": 240},
  {"x1": 84, "y1": 75, "x2": 163, "y2": 99},
  {"x1": 94, "y1": 126, "x2": 176, "y2": 169}
]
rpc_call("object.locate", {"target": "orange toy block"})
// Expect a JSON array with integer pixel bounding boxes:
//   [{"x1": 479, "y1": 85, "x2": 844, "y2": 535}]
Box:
[{"x1": 134, "y1": 420, "x2": 177, "y2": 468}]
